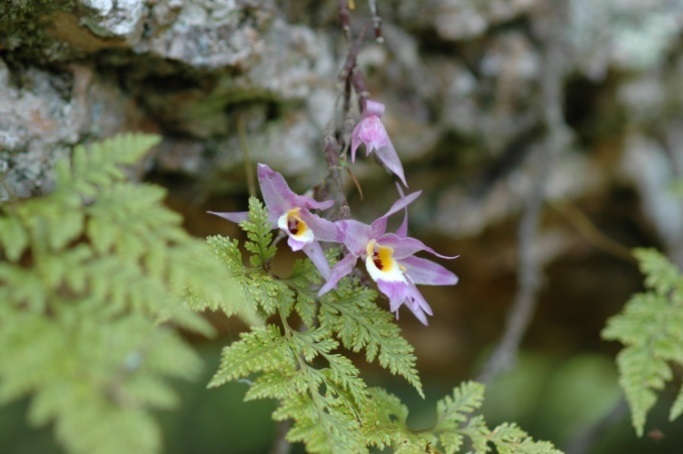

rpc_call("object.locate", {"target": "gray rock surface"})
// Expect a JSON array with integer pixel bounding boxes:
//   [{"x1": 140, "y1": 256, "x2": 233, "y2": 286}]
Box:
[{"x1": 2, "y1": 0, "x2": 683, "y2": 252}]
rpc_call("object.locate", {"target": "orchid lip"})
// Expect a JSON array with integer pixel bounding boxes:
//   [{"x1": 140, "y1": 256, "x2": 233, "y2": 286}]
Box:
[
  {"x1": 277, "y1": 208, "x2": 314, "y2": 244},
  {"x1": 365, "y1": 239, "x2": 406, "y2": 283}
]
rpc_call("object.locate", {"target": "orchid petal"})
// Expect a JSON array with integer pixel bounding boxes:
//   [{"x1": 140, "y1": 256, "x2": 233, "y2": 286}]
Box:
[
  {"x1": 406, "y1": 304, "x2": 429, "y2": 325},
  {"x1": 369, "y1": 190, "x2": 422, "y2": 237},
  {"x1": 351, "y1": 116, "x2": 389, "y2": 156},
  {"x1": 287, "y1": 236, "x2": 307, "y2": 252},
  {"x1": 294, "y1": 195, "x2": 335, "y2": 211},
  {"x1": 351, "y1": 133, "x2": 362, "y2": 162},
  {"x1": 363, "y1": 99, "x2": 386, "y2": 118},
  {"x1": 401, "y1": 256, "x2": 458, "y2": 286},
  {"x1": 395, "y1": 184, "x2": 409, "y2": 237},
  {"x1": 378, "y1": 233, "x2": 459, "y2": 260},
  {"x1": 382, "y1": 190, "x2": 421, "y2": 220},
  {"x1": 405, "y1": 284, "x2": 433, "y2": 325},
  {"x1": 338, "y1": 220, "x2": 374, "y2": 256},
  {"x1": 374, "y1": 137, "x2": 408, "y2": 187},
  {"x1": 300, "y1": 211, "x2": 342, "y2": 242},
  {"x1": 257, "y1": 163, "x2": 296, "y2": 216},
  {"x1": 208, "y1": 210, "x2": 250, "y2": 224},
  {"x1": 303, "y1": 241, "x2": 331, "y2": 280},
  {"x1": 376, "y1": 279, "x2": 410, "y2": 313},
  {"x1": 318, "y1": 253, "x2": 358, "y2": 296}
]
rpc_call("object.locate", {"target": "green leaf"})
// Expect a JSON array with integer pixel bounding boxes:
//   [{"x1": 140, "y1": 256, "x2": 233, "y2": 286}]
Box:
[
  {"x1": 670, "y1": 383, "x2": 683, "y2": 421},
  {"x1": 434, "y1": 381, "x2": 484, "y2": 432},
  {"x1": 320, "y1": 277, "x2": 423, "y2": 396},
  {"x1": 208, "y1": 325, "x2": 294, "y2": 388},
  {"x1": 0, "y1": 133, "x2": 221, "y2": 454},
  {"x1": 602, "y1": 248, "x2": 683, "y2": 435},
  {"x1": 241, "y1": 197, "x2": 277, "y2": 267},
  {"x1": 0, "y1": 214, "x2": 28, "y2": 261},
  {"x1": 287, "y1": 257, "x2": 322, "y2": 328},
  {"x1": 488, "y1": 422, "x2": 562, "y2": 454},
  {"x1": 278, "y1": 393, "x2": 367, "y2": 454},
  {"x1": 58, "y1": 133, "x2": 161, "y2": 191}
]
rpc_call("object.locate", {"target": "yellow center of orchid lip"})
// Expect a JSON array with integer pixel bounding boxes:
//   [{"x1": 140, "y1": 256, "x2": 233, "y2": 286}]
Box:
[
  {"x1": 276, "y1": 208, "x2": 316, "y2": 245},
  {"x1": 365, "y1": 240, "x2": 406, "y2": 283},
  {"x1": 285, "y1": 208, "x2": 308, "y2": 237},
  {"x1": 366, "y1": 239, "x2": 396, "y2": 272}
]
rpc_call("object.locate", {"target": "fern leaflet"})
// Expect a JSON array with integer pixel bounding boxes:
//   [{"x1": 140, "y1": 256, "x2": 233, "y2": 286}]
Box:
[{"x1": 603, "y1": 248, "x2": 683, "y2": 436}]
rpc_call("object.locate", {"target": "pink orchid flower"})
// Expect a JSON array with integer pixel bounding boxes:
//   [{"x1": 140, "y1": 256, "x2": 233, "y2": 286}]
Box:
[
  {"x1": 319, "y1": 190, "x2": 457, "y2": 325},
  {"x1": 209, "y1": 163, "x2": 340, "y2": 279},
  {"x1": 351, "y1": 99, "x2": 408, "y2": 187}
]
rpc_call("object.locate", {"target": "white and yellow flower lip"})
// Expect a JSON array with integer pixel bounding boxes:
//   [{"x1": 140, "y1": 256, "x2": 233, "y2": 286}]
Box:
[
  {"x1": 365, "y1": 239, "x2": 406, "y2": 283},
  {"x1": 278, "y1": 207, "x2": 315, "y2": 246}
]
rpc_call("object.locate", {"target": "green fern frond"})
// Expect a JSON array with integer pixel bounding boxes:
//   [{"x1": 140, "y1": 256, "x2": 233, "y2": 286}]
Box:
[
  {"x1": 212, "y1": 321, "x2": 370, "y2": 453},
  {"x1": 274, "y1": 392, "x2": 367, "y2": 453},
  {"x1": 434, "y1": 381, "x2": 485, "y2": 437},
  {"x1": 421, "y1": 381, "x2": 491, "y2": 453},
  {"x1": 208, "y1": 325, "x2": 294, "y2": 388},
  {"x1": 320, "y1": 277, "x2": 423, "y2": 396},
  {"x1": 241, "y1": 197, "x2": 277, "y2": 267},
  {"x1": 246, "y1": 274, "x2": 295, "y2": 316},
  {"x1": 424, "y1": 382, "x2": 561, "y2": 454},
  {"x1": 195, "y1": 236, "x2": 259, "y2": 323},
  {"x1": 202, "y1": 182, "x2": 559, "y2": 453},
  {"x1": 0, "y1": 215, "x2": 28, "y2": 261},
  {"x1": 487, "y1": 422, "x2": 562, "y2": 454},
  {"x1": 285, "y1": 257, "x2": 321, "y2": 327},
  {"x1": 363, "y1": 388, "x2": 417, "y2": 450},
  {"x1": 0, "y1": 133, "x2": 242, "y2": 454},
  {"x1": 670, "y1": 383, "x2": 683, "y2": 421},
  {"x1": 602, "y1": 248, "x2": 683, "y2": 436},
  {"x1": 54, "y1": 133, "x2": 161, "y2": 194},
  {"x1": 204, "y1": 203, "x2": 293, "y2": 318}
]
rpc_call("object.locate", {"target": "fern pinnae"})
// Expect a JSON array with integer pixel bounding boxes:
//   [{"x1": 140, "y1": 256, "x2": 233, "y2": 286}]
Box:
[
  {"x1": 241, "y1": 197, "x2": 277, "y2": 267},
  {"x1": 602, "y1": 248, "x2": 683, "y2": 436},
  {"x1": 319, "y1": 277, "x2": 423, "y2": 396},
  {"x1": 0, "y1": 133, "x2": 250, "y2": 454}
]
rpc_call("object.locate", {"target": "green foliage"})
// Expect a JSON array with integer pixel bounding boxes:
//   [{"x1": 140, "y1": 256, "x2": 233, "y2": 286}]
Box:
[
  {"x1": 319, "y1": 278, "x2": 423, "y2": 397},
  {"x1": 368, "y1": 382, "x2": 560, "y2": 454},
  {"x1": 241, "y1": 196, "x2": 278, "y2": 267},
  {"x1": 0, "y1": 133, "x2": 246, "y2": 454},
  {"x1": 206, "y1": 200, "x2": 560, "y2": 453},
  {"x1": 603, "y1": 248, "x2": 683, "y2": 436}
]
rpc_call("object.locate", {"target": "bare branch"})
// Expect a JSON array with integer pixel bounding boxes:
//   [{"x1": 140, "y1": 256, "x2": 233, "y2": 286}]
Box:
[
  {"x1": 367, "y1": 0, "x2": 383, "y2": 42},
  {"x1": 476, "y1": 0, "x2": 571, "y2": 385},
  {"x1": 338, "y1": 0, "x2": 351, "y2": 40}
]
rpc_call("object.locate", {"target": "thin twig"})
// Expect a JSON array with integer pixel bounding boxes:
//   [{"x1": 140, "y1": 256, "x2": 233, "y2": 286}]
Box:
[
  {"x1": 339, "y1": 23, "x2": 368, "y2": 115},
  {"x1": 338, "y1": 0, "x2": 352, "y2": 40},
  {"x1": 476, "y1": 0, "x2": 570, "y2": 385},
  {"x1": 550, "y1": 200, "x2": 636, "y2": 264},
  {"x1": 367, "y1": 0, "x2": 383, "y2": 42},
  {"x1": 316, "y1": 129, "x2": 350, "y2": 221}
]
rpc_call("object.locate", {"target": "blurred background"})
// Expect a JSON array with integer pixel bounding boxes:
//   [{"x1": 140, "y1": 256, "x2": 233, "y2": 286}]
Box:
[{"x1": 3, "y1": 0, "x2": 683, "y2": 452}]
